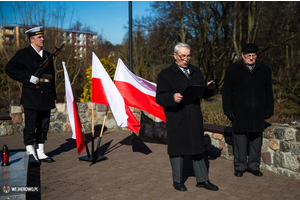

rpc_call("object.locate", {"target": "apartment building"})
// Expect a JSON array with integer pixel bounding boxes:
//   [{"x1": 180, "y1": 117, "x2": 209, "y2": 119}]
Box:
[
  {"x1": 0, "y1": 25, "x2": 98, "y2": 61},
  {"x1": 0, "y1": 25, "x2": 28, "y2": 50},
  {"x1": 63, "y1": 29, "x2": 98, "y2": 61}
]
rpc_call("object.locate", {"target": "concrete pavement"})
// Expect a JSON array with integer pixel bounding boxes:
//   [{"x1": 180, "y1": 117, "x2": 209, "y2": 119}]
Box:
[{"x1": 1, "y1": 130, "x2": 300, "y2": 200}]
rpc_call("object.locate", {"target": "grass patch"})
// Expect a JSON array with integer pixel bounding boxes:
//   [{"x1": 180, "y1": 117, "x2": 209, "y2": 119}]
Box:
[{"x1": 201, "y1": 94, "x2": 300, "y2": 126}]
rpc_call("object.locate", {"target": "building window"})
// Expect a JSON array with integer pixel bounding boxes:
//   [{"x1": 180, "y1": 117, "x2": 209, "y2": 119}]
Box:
[{"x1": 76, "y1": 33, "x2": 84, "y2": 38}]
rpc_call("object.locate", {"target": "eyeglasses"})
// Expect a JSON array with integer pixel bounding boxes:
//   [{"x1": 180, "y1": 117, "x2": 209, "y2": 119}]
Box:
[
  {"x1": 175, "y1": 53, "x2": 191, "y2": 60},
  {"x1": 243, "y1": 54, "x2": 257, "y2": 59}
]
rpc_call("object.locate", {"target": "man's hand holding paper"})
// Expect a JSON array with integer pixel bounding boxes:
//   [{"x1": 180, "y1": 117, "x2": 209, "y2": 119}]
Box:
[
  {"x1": 207, "y1": 80, "x2": 215, "y2": 90},
  {"x1": 174, "y1": 93, "x2": 183, "y2": 103}
]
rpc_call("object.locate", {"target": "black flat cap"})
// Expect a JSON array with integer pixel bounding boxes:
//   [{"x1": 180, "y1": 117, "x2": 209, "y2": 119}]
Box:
[{"x1": 241, "y1": 43, "x2": 259, "y2": 53}]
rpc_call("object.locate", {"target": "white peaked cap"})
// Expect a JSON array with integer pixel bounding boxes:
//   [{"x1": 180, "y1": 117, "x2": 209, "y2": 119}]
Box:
[{"x1": 25, "y1": 26, "x2": 44, "y2": 36}]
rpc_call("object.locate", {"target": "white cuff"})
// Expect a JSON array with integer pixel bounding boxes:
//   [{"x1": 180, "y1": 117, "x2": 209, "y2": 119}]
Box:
[{"x1": 30, "y1": 75, "x2": 39, "y2": 84}]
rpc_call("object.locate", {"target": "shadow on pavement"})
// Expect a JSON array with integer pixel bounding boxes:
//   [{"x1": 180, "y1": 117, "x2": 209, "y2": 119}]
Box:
[
  {"x1": 46, "y1": 138, "x2": 76, "y2": 158},
  {"x1": 85, "y1": 132, "x2": 153, "y2": 166},
  {"x1": 102, "y1": 133, "x2": 153, "y2": 155},
  {"x1": 26, "y1": 164, "x2": 41, "y2": 200},
  {"x1": 97, "y1": 140, "x2": 113, "y2": 156},
  {"x1": 46, "y1": 124, "x2": 107, "y2": 158}
]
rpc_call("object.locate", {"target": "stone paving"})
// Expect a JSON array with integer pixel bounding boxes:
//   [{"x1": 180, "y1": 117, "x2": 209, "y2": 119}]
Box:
[{"x1": 1, "y1": 130, "x2": 300, "y2": 200}]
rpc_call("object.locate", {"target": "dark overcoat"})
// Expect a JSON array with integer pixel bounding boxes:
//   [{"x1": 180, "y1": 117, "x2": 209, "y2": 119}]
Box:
[
  {"x1": 156, "y1": 61, "x2": 213, "y2": 155},
  {"x1": 222, "y1": 59, "x2": 274, "y2": 132},
  {"x1": 5, "y1": 45, "x2": 56, "y2": 111}
]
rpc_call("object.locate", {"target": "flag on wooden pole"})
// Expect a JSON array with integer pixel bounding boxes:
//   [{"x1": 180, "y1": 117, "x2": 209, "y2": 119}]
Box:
[
  {"x1": 62, "y1": 62, "x2": 85, "y2": 155},
  {"x1": 91, "y1": 53, "x2": 141, "y2": 133},
  {"x1": 114, "y1": 58, "x2": 166, "y2": 122}
]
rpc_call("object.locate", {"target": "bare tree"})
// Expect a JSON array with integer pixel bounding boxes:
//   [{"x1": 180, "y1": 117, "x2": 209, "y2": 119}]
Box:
[
  {"x1": 11, "y1": 2, "x2": 47, "y2": 26},
  {"x1": 71, "y1": 21, "x2": 83, "y2": 30},
  {"x1": 0, "y1": 1, "x2": 82, "y2": 111}
]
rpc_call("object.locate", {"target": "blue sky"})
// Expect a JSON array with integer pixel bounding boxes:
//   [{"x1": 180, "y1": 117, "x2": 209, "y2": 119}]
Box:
[{"x1": 0, "y1": 1, "x2": 154, "y2": 45}]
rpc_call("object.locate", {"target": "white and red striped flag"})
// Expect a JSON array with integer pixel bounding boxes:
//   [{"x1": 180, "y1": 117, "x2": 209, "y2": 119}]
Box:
[
  {"x1": 62, "y1": 62, "x2": 85, "y2": 155},
  {"x1": 114, "y1": 58, "x2": 166, "y2": 122},
  {"x1": 91, "y1": 53, "x2": 141, "y2": 133}
]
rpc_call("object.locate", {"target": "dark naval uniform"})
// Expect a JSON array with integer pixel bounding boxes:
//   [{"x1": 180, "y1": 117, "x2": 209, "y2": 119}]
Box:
[
  {"x1": 5, "y1": 45, "x2": 56, "y2": 145},
  {"x1": 5, "y1": 26, "x2": 56, "y2": 164}
]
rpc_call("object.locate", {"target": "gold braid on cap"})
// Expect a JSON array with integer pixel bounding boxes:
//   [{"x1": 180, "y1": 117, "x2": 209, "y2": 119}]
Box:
[{"x1": 34, "y1": 31, "x2": 43, "y2": 35}]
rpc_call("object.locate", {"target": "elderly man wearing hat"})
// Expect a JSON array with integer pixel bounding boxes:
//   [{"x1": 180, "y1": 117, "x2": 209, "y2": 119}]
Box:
[
  {"x1": 222, "y1": 43, "x2": 274, "y2": 177},
  {"x1": 5, "y1": 26, "x2": 56, "y2": 164}
]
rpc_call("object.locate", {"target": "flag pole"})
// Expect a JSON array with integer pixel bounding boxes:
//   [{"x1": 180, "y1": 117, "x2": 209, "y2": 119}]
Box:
[
  {"x1": 78, "y1": 103, "x2": 94, "y2": 161},
  {"x1": 96, "y1": 106, "x2": 109, "y2": 150},
  {"x1": 79, "y1": 101, "x2": 107, "y2": 162},
  {"x1": 78, "y1": 127, "x2": 93, "y2": 161},
  {"x1": 92, "y1": 102, "x2": 95, "y2": 155},
  {"x1": 90, "y1": 105, "x2": 108, "y2": 163},
  {"x1": 83, "y1": 134, "x2": 91, "y2": 159}
]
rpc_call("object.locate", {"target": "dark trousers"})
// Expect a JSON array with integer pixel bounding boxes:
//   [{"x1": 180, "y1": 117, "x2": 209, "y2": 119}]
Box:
[
  {"x1": 23, "y1": 109, "x2": 51, "y2": 145},
  {"x1": 170, "y1": 154, "x2": 208, "y2": 183},
  {"x1": 232, "y1": 132, "x2": 262, "y2": 171}
]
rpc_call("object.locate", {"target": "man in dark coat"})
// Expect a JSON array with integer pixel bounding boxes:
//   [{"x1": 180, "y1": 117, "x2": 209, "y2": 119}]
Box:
[
  {"x1": 156, "y1": 42, "x2": 218, "y2": 191},
  {"x1": 5, "y1": 26, "x2": 56, "y2": 164},
  {"x1": 222, "y1": 43, "x2": 274, "y2": 177}
]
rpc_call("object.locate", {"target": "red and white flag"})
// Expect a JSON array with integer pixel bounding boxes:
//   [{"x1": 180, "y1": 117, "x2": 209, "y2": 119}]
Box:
[
  {"x1": 62, "y1": 62, "x2": 85, "y2": 155},
  {"x1": 114, "y1": 58, "x2": 166, "y2": 122},
  {"x1": 91, "y1": 53, "x2": 141, "y2": 133}
]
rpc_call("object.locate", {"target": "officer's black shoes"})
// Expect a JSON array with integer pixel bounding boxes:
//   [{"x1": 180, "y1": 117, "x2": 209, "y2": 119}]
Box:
[
  {"x1": 234, "y1": 170, "x2": 244, "y2": 177},
  {"x1": 196, "y1": 180, "x2": 219, "y2": 191},
  {"x1": 173, "y1": 182, "x2": 187, "y2": 191},
  {"x1": 40, "y1": 157, "x2": 55, "y2": 163},
  {"x1": 248, "y1": 170, "x2": 263, "y2": 177}
]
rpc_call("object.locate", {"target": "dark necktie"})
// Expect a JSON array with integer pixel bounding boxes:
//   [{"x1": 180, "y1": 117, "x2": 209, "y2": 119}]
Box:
[
  {"x1": 249, "y1": 65, "x2": 253, "y2": 72},
  {"x1": 183, "y1": 68, "x2": 190, "y2": 79}
]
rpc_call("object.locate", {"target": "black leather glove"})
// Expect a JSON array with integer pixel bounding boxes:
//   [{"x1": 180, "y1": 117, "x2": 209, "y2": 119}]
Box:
[
  {"x1": 264, "y1": 114, "x2": 272, "y2": 119},
  {"x1": 226, "y1": 113, "x2": 234, "y2": 121}
]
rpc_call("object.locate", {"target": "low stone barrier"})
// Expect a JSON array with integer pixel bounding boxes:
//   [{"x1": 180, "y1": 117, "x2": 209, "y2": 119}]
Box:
[
  {"x1": 1, "y1": 103, "x2": 300, "y2": 180},
  {"x1": 0, "y1": 103, "x2": 141, "y2": 136}
]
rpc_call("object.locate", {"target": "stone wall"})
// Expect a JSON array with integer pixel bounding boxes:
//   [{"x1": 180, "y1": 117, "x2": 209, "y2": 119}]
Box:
[
  {"x1": 1, "y1": 103, "x2": 300, "y2": 180},
  {"x1": 206, "y1": 124, "x2": 300, "y2": 180},
  {"x1": 0, "y1": 103, "x2": 142, "y2": 136}
]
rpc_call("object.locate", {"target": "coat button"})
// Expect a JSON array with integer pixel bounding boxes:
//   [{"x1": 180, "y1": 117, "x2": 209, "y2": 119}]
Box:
[{"x1": 41, "y1": 91, "x2": 43, "y2": 93}]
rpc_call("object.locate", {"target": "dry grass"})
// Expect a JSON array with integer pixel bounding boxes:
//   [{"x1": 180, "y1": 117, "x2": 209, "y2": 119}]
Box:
[
  {"x1": 201, "y1": 94, "x2": 232, "y2": 126},
  {"x1": 202, "y1": 109, "x2": 232, "y2": 126},
  {"x1": 202, "y1": 94, "x2": 300, "y2": 126}
]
